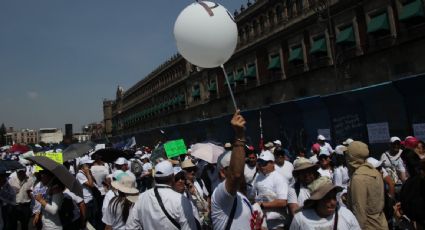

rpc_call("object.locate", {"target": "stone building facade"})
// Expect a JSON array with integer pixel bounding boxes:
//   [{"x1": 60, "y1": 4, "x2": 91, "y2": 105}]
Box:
[{"x1": 105, "y1": 0, "x2": 425, "y2": 136}]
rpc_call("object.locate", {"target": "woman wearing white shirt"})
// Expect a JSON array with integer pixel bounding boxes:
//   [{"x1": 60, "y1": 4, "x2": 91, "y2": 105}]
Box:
[
  {"x1": 34, "y1": 178, "x2": 64, "y2": 230},
  {"x1": 290, "y1": 182, "x2": 360, "y2": 230},
  {"x1": 102, "y1": 175, "x2": 138, "y2": 230}
]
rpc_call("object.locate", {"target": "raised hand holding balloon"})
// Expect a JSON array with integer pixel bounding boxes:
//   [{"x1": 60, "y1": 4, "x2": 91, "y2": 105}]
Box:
[{"x1": 174, "y1": 1, "x2": 239, "y2": 110}]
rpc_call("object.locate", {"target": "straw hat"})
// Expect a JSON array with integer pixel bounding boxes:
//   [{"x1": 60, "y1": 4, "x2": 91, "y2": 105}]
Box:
[
  {"x1": 111, "y1": 175, "x2": 139, "y2": 203},
  {"x1": 181, "y1": 159, "x2": 196, "y2": 169},
  {"x1": 303, "y1": 181, "x2": 342, "y2": 208},
  {"x1": 292, "y1": 157, "x2": 319, "y2": 177}
]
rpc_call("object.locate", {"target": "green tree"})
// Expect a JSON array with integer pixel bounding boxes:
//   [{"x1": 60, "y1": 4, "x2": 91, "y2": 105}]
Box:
[{"x1": 0, "y1": 123, "x2": 6, "y2": 146}]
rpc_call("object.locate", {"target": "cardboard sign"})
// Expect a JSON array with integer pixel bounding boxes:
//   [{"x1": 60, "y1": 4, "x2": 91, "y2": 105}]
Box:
[
  {"x1": 164, "y1": 139, "x2": 187, "y2": 158},
  {"x1": 34, "y1": 152, "x2": 63, "y2": 172}
]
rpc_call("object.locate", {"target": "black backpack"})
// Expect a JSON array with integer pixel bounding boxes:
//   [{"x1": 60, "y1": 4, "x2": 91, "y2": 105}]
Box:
[{"x1": 59, "y1": 195, "x2": 75, "y2": 225}]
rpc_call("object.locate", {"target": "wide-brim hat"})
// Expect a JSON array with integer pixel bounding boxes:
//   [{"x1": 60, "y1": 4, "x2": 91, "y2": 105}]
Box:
[
  {"x1": 111, "y1": 175, "x2": 139, "y2": 203},
  {"x1": 303, "y1": 182, "x2": 343, "y2": 208},
  {"x1": 293, "y1": 158, "x2": 319, "y2": 177}
]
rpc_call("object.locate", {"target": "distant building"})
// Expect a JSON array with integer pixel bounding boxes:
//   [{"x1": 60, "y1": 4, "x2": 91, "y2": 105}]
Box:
[
  {"x1": 39, "y1": 128, "x2": 63, "y2": 144},
  {"x1": 65, "y1": 124, "x2": 73, "y2": 138},
  {"x1": 10, "y1": 129, "x2": 39, "y2": 144},
  {"x1": 73, "y1": 133, "x2": 91, "y2": 143},
  {"x1": 83, "y1": 122, "x2": 105, "y2": 140}
]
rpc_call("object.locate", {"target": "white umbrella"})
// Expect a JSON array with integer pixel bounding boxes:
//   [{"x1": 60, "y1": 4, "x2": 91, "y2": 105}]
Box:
[{"x1": 190, "y1": 143, "x2": 225, "y2": 164}]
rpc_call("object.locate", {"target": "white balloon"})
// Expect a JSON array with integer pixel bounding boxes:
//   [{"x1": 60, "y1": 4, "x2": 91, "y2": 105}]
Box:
[{"x1": 174, "y1": 1, "x2": 238, "y2": 68}]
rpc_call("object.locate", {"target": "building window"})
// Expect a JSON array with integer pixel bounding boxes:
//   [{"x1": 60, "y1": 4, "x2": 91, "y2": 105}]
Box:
[
  {"x1": 245, "y1": 63, "x2": 257, "y2": 80},
  {"x1": 267, "y1": 54, "x2": 282, "y2": 70},
  {"x1": 208, "y1": 80, "x2": 217, "y2": 93},
  {"x1": 192, "y1": 84, "x2": 201, "y2": 101},
  {"x1": 398, "y1": 0, "x2": 425, "y2": 24},
  {"x1": 367, "y1": 11, "x2": 390, "y2": 36},
  {"x1": 310, "y1": 35, "x2": 328, "y2": 57},
  {"x1": 235, "y1": 68, "x2": 245, "y2": 84},
  {"x1": 336, "y1": 24, "x2": 356, "y2": 47},
  {"x1": 288, "y1": 45, "x2": 304, "y2": 64}
]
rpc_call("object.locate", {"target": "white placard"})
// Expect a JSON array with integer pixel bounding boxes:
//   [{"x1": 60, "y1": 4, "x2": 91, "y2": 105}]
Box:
[
  {"x1": 367, "y1": 122, "x2": 390, "y2": 143},
  {"x1": 317, "y1": 129, "x2": 331, "y2": 141},
  {"x1": 413, "y1": 123, "x2": 425, "y2": 141}
]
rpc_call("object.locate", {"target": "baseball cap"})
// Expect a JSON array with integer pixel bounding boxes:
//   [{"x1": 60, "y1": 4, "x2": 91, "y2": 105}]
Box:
[
  {"x1": 334, "y1": 145, "x2": 347, "y2": 155},
  {"x1": 224, "y1": 143, "x2": 232, "y2": 148},
  {"x1": 79, "y1": 157, "x2": 94, "y2": 165},
  {"x1": 342, "y1": 138, "x2": 354, "y2": 145},
  {"x1": 258, "y1": 150, "x2": 275, "y2": 162},
  {"x1": 390, "y1": 136, "x2": 401, "y2": 143},
  {"x1": 366, "y1": 157, "x2": 382, "y2": 168},
  {"x1": 154, "y1": 160, "x2": 174, "y2": 177},
  {"x1": 317, "y1": 135, "x2": 326, "y2": 141},
  {"x1": 273, "y1": 140, "x2": 282, "y2": 146}
]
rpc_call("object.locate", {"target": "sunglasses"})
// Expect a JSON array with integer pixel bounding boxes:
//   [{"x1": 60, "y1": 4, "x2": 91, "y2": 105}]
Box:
[
  {"x1": 257, "y1": 160, "x2": 270, "y2": 167},
  {"x1": 175, "y1": 174, "x2": 186, "y2": 182}
]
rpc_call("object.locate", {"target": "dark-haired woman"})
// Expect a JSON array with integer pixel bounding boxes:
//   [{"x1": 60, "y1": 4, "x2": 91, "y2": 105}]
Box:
[{"x1": 102, "y1": 175, "x2": 139, "y2": 230}]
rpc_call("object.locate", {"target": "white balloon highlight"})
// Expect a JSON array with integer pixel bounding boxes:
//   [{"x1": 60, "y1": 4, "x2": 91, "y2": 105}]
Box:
[{"x1": 174, "y1": 1, "x2": 238, "y2": 68}]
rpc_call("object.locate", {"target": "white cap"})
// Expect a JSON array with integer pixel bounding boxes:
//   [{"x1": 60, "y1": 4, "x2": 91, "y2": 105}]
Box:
[
  {"x1": 259, "y1": 150, "x2": 275, "y2": 162},
  {"x1": 342, "y1": 138, "x2": 354, "y2": 145},
  {"x1": 217, "y1": 151, "x2": 232, "y2": 169},
  {"x1": 264, "y1": 142, "x2": 274, "y2": 148},
  {"x1": 273, "y1": 140, "x2": 282, "y2": 146},
  {"x1": 155, "y1": 161, "x2": 174, "y2": 177},
  {"x1": 224, "y1": 143, "x2": 232, "y2": 148},
  {"x1": 318, "y1": 148, "x2": 330, "y2": 157},
  {"x1": 317, "y1": 135, "x2": 326, "y2": 141},
  {"x1": 366, "y1": 157, "x2": 382, "y2": 168},
  {"x1": 334, "y1": 145, "x2": 347, "y2": 155},
  {"x1": 135, "y1": 150, "x2": 143, "y2": 156},
  {"x1": 79, "y1": 157, "x2": 94, "y2": 165},
  {"x1": 115, "y1": 157, "x2": 127, "y2": 165},
  {"x1": 140, "y1": 155, "x2": 149, "y2": 160},
  {"x1": 390, "y1": 136, "x2": 401, "y2": 143}
]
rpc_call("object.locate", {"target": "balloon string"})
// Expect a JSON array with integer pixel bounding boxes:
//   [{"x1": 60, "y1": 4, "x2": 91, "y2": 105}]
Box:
[{"x1": 221, "y1": 65, "x2": 238, "y2": 112}]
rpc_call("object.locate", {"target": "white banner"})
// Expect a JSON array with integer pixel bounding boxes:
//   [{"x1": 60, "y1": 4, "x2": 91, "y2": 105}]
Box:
[{"x1": 367, "y1": 122, "x2": 390, "y2": 143}]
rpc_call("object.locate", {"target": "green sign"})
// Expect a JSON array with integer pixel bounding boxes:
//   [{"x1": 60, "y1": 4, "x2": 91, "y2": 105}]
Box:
[{"x1": 164, "y1": 139, "x2": 187, "y2": 158}]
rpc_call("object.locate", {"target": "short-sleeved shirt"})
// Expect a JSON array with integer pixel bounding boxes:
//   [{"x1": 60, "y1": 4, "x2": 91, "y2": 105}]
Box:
[
  {"x1": 317, "y1": 168, "x2": 333, "y2": 181},
  {"x1": 333, "y1": 166, "x2": 349, "y2": 189},
  {"x1": 76, "y1": 171, "x2": 93, "y2": 203},
  {"x1": 380, "y1": 150, "x2": 406, "y2": 173},
  {"x1": 253, "y1": 170, "x2": 288, "y2": 221},
  {"x1": 90, "y1": 164, "x2": 109, "y2": 195},
  {"x1": 290, "y1": 206, "x2": 361, "y2": 230},
  {"x1": 126, "y1": 185, "x2": 196, "y2": 230},
  {"x1": 211, "y1": 181, "x2": 252, "y2": 230},
  {"x1": 275, "y1": 161, "x2": 294, "y2": 183},
  {"x1": 287, "y1": 183, "x2": 310, "y2": 206},
  {"x1": 102, "y1": 198, "x2": 128, "y2": 230}
]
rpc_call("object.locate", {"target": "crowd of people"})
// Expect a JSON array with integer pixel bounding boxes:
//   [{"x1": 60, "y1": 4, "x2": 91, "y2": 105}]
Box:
[{"x1": 0, "y1": 110, "x2": 424, "y2": 230}]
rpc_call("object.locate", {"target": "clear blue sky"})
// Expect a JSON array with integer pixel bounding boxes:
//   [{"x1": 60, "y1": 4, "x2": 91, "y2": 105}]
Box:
[{"x1": 0, "y1": 0, "x2": 245, "y2": 132}]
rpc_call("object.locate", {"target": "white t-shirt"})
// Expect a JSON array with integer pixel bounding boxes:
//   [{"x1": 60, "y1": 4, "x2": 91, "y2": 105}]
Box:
[
  {"x1": 102, "y1": 189, "x2": 117, "y2": 217},
  {"x1": 317, "y1": 168, "x2": 333, "y2": 181},
  {"x1": 320, "y1": 142, "x2": 334, "y2": 155},
  {"x1": 288, "y1": 183, "x2": 311, "y2": 206},
  {"x1": 76, "y1": 171, "x2": 93, "y2": 203},
  {"x1": 333, "y1": 166, "x2": 349, "y2": 188},
  {"x1": 380, "y1": 150, "x2": 406, "y2": 173},
  {"x1": 253, "y1": 170, "x2": 288, "y2": 223},
  {"x1": 90, "y1": 164, "x2": 109, "y2": 195},
  {"x1": 126, "y1": 185, "x2": 196, "y2": 230},
  {"x1": 244, "y1": 164, "x2": 257, "y2": 184},
  {"x1": 211, "y1": 181, "x2": 252, "y2": 230},
  {"x1": 309, "y1": 155, "x2": 318, "y2": 164},
  {"x1": 102, "y1": 197, "x2": 131, "y2": 230},
  {"x1": 275, "y1": 161, "x2": 294, "y2": 183},
  {"x1": 290, "y1": 206, "x2": 361, "y2": 230}
]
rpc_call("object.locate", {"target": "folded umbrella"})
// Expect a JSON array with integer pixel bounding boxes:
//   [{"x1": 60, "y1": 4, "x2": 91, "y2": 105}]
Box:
[
  {"x1": 190, "y1": 143, "x2": 225, "y2": 164},
  {"x1": 27, "y1": 156, "x2": 83, "y2": 197},
  {"x1": 63, "y1": 141, "x2": 96, "y2": 161},
  {"x1": 0, "y1": 160, "x2": 25, "y2": 174}
]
